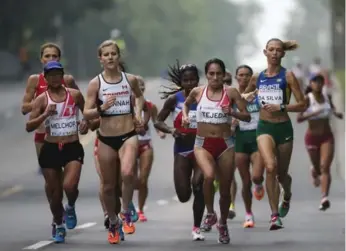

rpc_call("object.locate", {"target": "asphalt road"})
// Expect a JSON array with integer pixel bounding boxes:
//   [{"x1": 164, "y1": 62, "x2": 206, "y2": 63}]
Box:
[{"x1": 0, "y1": 79, "x2": 344, "y2": 251}]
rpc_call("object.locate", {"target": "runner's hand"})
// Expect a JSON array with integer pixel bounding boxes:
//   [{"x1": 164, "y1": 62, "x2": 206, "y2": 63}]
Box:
[
  {"x1": 44, "y1": 104, "x2": 57, "y2": 116},
  {"x1": 263, "y1": 104, "x2": 280, "y2": 112},
  {"x1": 182, "y1": 115, "x2": 190, "y2": 128},
  {"x1": 79, "y1": 119, "x2": 88, "y2": 135},
  {"x1": 170, "y1": 128, "x2": 185, "y2": 138},
  {"x1": 100, "y1": 96, "x2": 116, "y2": 111},
  {"x1": 333, "y1": 111, "x2": 343, "y2": 119}
]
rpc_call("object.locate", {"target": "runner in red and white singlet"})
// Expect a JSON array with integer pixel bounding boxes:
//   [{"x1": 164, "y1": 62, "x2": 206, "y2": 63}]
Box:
[
  {"x1": 26, "y1": 61, "x2": 88, "y2": 243},
  {"x1": 182, "y1": 58, "x2": 250, "y2": 244},
  {"x1": 21, "y1": 42, "x2": 80, "y2": 174},
  {"x1": 132, "y1": 78, "x2": 166, "y2": 222}
]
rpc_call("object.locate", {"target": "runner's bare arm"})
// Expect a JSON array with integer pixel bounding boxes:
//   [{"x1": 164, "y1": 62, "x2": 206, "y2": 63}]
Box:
[
  {"x1": 64, "y1": 75, "x2": 80, "y2": 90},
  {"x1": 142, "y1": 103, "x2": 151, "y2": 125},
  {"x1": 243, "y1": 74, "x2": 258, "y2": 94},
  {"x1": 154, "y1": 94, "x2": 177, "y2": 134},
  {"x1": 182, "y1": 87, "x2": 199, "y2": 119},
  {"x1": 228, "y1": 88, "x2": 251, "y2": 122},
  {"x1": 21, "y1": 74, "x2": 39, "y2": 115},
  {"x1": 128, "y1": 75, "x2": 145, "y2": 119},
  {"x1": 150, "y1": 103, "x2": 164, "y2": 134},
  {"x1": 26, "y1": 95, "x2": 47, "y2": 132},
  {"x1": 83, "y1": 77, "x2": 101, "y2": 120},
  {"x1": 286, "y1": 71, "x2": 306, "y2": 112}
]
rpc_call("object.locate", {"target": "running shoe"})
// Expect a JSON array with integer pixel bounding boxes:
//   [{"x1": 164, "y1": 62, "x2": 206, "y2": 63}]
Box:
[
  {"x1": 253, "y1": 184, "x2": 265, "y2": 200},
  {"x1": 202, "y1": 212, "x2": 217, "y2": 230},
  {"x1": 319, "y1": 197, "x2": 330, "y2": 211},
  {"x1": 200, "y1": 217, "x2": 212, "y2": 232},
  {"x1": 51, "y1": 223, "x2": 56, "y2": 239},
  {"x1": 192, "y1": 227, "x2": 205, "y2": 241},
  {"x1": 120, "y1": 211, "x2": 136, "y2": 234},
  {"x1": 138, "y1": 211, "x2": 147, "y2": 222},
  {"x1": 128, "y1": 201, "x2": 139, "y2": 222},
  {"x1": 278, "y1": 199, "x2": 290, "y2": 218},
  {"x1": 216, "y1": 223, "x2": 230, "y2": 244},
  {"x1": 108, "y1": 220, "x2": 121, "y2": 244},
  {"x1": 104, "y1": 215, "x2": 110, "y2": 229},
  {"x1": 53, "y1": 225, "x2": 66, "y2": 243},
  {"x1": 269, "y1": 214, "x2": 283, "y2": 230},
  {"x1": 243, "y1": 213, "x2": 255, "y2": 228},
  {"x1": 228, "y1": 203, "x2": 236, "y2": 219},
  {"x1": 64, "y1": 204, "x2": 77, "y2": 229},
  {"x1": 118, "y1": 219, "x2": 125, "y2": 241}
]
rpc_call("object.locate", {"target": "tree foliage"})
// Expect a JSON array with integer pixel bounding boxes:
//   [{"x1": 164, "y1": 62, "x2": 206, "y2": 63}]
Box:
[
  {"x1": 63, "y1": 0, "x2": 260, "y2": 77},
  {"x1": 0, "y1": 0, "x2": 112, "y2": 53}
]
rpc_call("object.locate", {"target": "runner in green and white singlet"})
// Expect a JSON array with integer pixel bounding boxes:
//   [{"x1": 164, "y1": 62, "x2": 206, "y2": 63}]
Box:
[{"x1": 233, "y1": 65, "x2": 265, "y2": 228}]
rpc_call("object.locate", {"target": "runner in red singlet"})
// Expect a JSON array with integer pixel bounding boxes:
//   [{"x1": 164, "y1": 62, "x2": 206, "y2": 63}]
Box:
[
  {"x1": 21, "y1": 42, "x2": 80, "y2": 175},
  {"x1": 132, "y1": 78, "x2": 166, "y2": 222},
  {"x1": 26, "y1": 61, "x2": 88, "y2": 243}
]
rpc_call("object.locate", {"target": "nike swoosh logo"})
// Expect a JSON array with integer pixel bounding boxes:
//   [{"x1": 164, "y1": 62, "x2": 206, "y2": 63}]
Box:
[
  {"x1": 260, "y1": 80, "x2": 266, "y2": 83},
  {"x1": 122, "y1": 137, "x2": 128, "y2": 141}
]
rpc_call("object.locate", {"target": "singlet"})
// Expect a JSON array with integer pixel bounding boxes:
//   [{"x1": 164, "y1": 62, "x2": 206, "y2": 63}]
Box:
[
  {"x1": 138, "y1": 100, "x2": 153, "y2": 141},
  {"x1": 35, "y1": 73, "x2": 66, "y2": 98},
  {"x1": 304, "y1": 92, "x2": 332, "y2": 120},
  {"x1": 196, "y1": 86, "x2": 230, "y2": 124},
  {"x1": 45, "y1": 88, "x2": 78, "y2": 137},
  {"x1": 97, "y1": 72, "x2": 132, "y2": 117},
  {"x1": 172, "y1": 91, "x2": 197, "y2": 134},
  {"x1": 236, "y1": 95, "x2": 260, "y2": 131},
  {"x1": 257, "y1": 67, "x2": 291, "y2": 107}
]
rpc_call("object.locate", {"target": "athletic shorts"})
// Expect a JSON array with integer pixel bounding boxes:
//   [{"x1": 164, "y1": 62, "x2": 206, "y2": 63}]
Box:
[
  {"x1": 235, "y1": 129, "x2": 257, "y2": 154},
  {"x1": 194, "y1": 135, "x2": 234, "y2": 159},
  {"x1": 39, "y1": 141, "x2": 84, "y2": 169},
  {"x1": 174, "y1": 140, "x2": 195, "y2": 159},
  {"x1": 97, "y1": 130, "x2": 137, "y2": 151},
  {"x1": 304, "y1": 131, "x2": 334, "y2": 150},
  {"x1": 256, "y1": 119, "x2": 293, "y2": 145},
  {"x1": 34, "y1": 132, "x2": 46, "y2": 143}
]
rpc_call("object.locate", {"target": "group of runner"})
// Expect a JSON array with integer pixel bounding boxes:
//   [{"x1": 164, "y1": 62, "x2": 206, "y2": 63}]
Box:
[{"x1": 21, "y1": 38, "x2": 343, "y2": 245}]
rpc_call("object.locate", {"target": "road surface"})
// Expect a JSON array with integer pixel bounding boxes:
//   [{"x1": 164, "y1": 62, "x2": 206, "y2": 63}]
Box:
[{"x1": 0, "y1": 79, "x2": 344, "y2": 251}]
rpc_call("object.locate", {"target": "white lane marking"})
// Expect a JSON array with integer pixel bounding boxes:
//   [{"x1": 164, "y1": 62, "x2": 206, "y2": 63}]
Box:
[
  {"x1": 75, "y1": 222, "x2": 97, "y2": 229},
  {"x1": 156, "y1": 199, "x2": 169, "y2": 206},
  {"x1": 22, "y1": 222, "x2": 97, "y2": 250},
  {"x1": 0, "y1": 185, "x2": 23, "y2": 198},
  {"x1": 23, "y1": 241, "x2": 53, "y2": 250}
]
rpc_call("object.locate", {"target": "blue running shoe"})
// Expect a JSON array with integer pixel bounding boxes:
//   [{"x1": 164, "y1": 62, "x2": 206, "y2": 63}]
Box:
[
  {"x1": 119, "y1": 219, "x2": 125, "y2": 241},
  {"x1": 64, "y1": 204, "x2": 77, "y2": 229},
  {"x1": 51, "y1": 223, "x2": 56, "y2": 239},
  {"x1": 53, "y1": 226, "x2": 66, "y2": 243},
  {"x1": 128, "y1": 201, "x2": 138, "y2": 222}
]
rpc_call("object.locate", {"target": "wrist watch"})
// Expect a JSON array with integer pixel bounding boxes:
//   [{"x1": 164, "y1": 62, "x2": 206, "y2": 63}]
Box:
[{"x1": 280, "y1": 104, "x2": 286, "y2": 112}]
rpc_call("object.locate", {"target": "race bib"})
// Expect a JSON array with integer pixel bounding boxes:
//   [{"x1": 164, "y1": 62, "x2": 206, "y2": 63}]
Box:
[
  {"x1": 258, "y1": 88, "x2": 283, "y2": 106},
  {"x1": 49, "y1": 117, "x2": 78, "y2": 137},
  {"x1": 188, "y1": 111, "x2": 197, "y2": 129}
]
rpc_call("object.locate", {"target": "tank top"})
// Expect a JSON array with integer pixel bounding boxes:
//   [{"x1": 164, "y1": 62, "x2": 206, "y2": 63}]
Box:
[
  {"x1": 196, "y1": 86, "x2": 230, "y2": 124},
  {"x1": 304, "y1": 92, "x2": 332, "y2": 120},
  {"x1": 257, "y1": 67, "x2": 291, "y2": 108},
  {"x1": 236, "y1": 95, "x2": 260, "y2": 131},
  {"x1": 35, "y1": 73, "x2": 66, "y2": 98},
  {"x1": 172, "y1": 91, "x2": 198, "y2": 134},
  {"x1": 45, "y1": 88, "x2": 78, "y2": 137},
  {"x1": 138, "y1": 100, "x2": 153, "y2": 141},
  {"x1": 97, "y1": 72, "x2": 132, "y2": 117}
]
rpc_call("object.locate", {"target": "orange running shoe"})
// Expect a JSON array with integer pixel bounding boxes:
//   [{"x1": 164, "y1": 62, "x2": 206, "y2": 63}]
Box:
[
  {"x1": 253, "y1": 184, "x2": 265, "y2": 201},
  {"x1": 108, "y1": 221, "x2": 121, "y2": 244},
  {"x1": 243, "y1": 213, "x2": 255, "y2": 228},
  {"x1": 120, "y1": 212, "x2": 136, "y2": 234}
]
